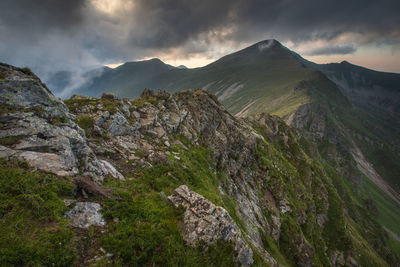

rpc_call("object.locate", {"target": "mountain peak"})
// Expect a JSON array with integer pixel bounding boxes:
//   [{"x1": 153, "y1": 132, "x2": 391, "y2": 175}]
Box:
[
  {"x1": 255, "y1": 39, "x2": 282, "y2": 51},
  {"x1": 340, "y1": 60, "x2": 351, "y2": 65}
]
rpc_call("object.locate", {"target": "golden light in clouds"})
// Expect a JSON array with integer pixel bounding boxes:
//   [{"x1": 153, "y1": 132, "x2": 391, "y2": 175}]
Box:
[
  {"x1": 91, "y1": 0, "x2": 133, "y2": 15},
  {"x1": 104, "y1": 56, "x2": 214, "y2": 69}
]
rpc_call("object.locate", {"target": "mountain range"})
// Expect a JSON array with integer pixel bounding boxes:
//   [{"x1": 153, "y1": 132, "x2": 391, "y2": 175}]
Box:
[{"x1": 51, "y1": 39, "x2": 400, "y2": 208}]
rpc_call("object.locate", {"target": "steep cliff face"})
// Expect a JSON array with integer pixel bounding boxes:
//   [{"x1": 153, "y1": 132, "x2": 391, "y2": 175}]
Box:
[{"x1": 0, "y1": 64, "x2": 398, "y2": 266}]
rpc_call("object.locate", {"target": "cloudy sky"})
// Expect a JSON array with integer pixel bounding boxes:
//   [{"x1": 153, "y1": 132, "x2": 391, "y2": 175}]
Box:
[{"x1": 1, "y1": 0, "x2": 399, "y2": 77}]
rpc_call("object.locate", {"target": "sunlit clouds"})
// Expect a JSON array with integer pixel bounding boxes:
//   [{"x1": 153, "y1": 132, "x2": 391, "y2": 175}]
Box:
[
  {"x1": 0, "y1": 0, "x2": 399, "y2": 74},
  {"x1": 90, "y1": 0, "x2": 134, "y2": 16}
]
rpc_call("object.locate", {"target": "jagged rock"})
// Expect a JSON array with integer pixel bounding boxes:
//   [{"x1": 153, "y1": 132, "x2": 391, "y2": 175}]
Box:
[
  {"x1": 107, "y1": 112, "x2": 135, "y2": 136},
  {"x1": 296, "y1": 238, "x2": 314, "y2": 267},
  {"x1": 132, "y1": 111, "x2": 140, "y2": 119},
  {"x1": 140, "y1": 88, "x2": 155, "y2": 97},
  {"x1": 168, "y1": 185, "x2": 254, "y2": 267},
  {"x1": 346, "y1": 256, "x2": 359, "y2": 267},
  {"x1": 101, "y1": 92, "x2": 117, "y2": 99},
  {"x1": 330, "y1": 250, "x2": 345, "y2": 266},
  {"x1": 64, "y1": 202, "x2": 106, "y2": 228},
  {"x1": 330, "y1": 251, "x2": 359, "y2": 267},
  {"x1": 270, "y1": 215, "x2": 281, "y2": 241},
  {"x1": 279, "y1": 199, "x2": 291, "y2": 214},
  {"x1": 19, "y1": 150, "x2": 78, "y2": 177},
  {"x1": 0, "y1": 63, "x2": 122, "y2": 181},
  {"x1": 99, "y1": 160, "x2": 125, "y2": 180}
]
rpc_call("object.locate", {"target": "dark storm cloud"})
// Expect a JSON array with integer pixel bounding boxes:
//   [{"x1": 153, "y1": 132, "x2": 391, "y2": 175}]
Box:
[
  {"x1": 126, "y1": 0, "x2": 400, "y2": 49},
  {"x1": 0, "y1": 0, "x2": 85, "y2": 37},
  {"x1": 0, "y1": 0, "x2": 399, "y2": 75},
  {"x1": 306, "y1": 45, "x2": 357, "y2": 56}
]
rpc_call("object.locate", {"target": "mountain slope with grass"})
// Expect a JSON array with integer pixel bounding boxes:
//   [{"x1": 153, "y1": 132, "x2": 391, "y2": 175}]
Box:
[
  {"x1": 59, "y1": 40, "x2": 400, "y2": 242},
  {"x1": 1, "y1": 63, "x2": 400, "y2": 266}
]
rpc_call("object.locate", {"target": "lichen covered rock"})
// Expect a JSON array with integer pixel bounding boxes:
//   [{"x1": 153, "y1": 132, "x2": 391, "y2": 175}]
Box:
[
  {"x1": 64, "y1": 202, "x2": 106, "y2": 228},
  {"x1": 0, "y1": 63, "x2": 123, "y2": 181},
  {"x1": 168, "y1": 185, "x2": 254, "y2": 267}
]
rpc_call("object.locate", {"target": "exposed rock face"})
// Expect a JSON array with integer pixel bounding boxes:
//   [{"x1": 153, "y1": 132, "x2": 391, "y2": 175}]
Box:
[
  {"x1": 168, "y1": 185, "x2": 254, "y2": 267},
  {"x1": 64, "y1": 202, "x2": 106, "y2": 228},
  {"x1": 0, "y1": 63, "x2": 123, "y2": 181},
  {"x1": 330, "y1": 250, "x2": 359, "y2": 267},
  {"x1": 286, "y1": 103, "x2": 326, "y2": 139},
  {"x1": 67, "y1": 89, "x2": 332, "y2": 266}
]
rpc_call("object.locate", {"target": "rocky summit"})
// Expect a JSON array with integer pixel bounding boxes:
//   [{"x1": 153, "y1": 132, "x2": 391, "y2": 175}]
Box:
[{"x1": 0, "y1": 63, "x2": 399, "y2": 266}]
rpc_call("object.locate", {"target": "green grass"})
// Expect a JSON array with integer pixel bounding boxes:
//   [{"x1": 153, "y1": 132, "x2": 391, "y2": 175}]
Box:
[
  {"x1": 76, "y1": 115, "x2": 95, "y2": 137},
  {"x1": 358, "y1": 173, "x2": 400, "y2": 236},
  {"x1": 0, "y1": 159, "x2": 76, "y2": 266},
  {"x1": 387, "y1": 234, "x2": 400, "y2": 259},
  {"x1": 100, "y1": 144, "x2": 242, "y2": 265},
  {"x1": 261, "y1": 231, "x2": 291, "y2": 266}
]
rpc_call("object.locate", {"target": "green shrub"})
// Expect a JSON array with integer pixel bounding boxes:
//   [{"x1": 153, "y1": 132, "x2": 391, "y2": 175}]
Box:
[
  {"x1": 20, "y1": 67, "x2": 33, "y2": 75},
  {"x1": 77, "y1": 115, "x2": 95, "y2": 137}
]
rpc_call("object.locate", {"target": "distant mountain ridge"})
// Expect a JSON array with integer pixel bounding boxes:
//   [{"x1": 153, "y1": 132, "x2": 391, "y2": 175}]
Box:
[{"x1": 49, "y1": 40, "x2": 400, "y2": 218}]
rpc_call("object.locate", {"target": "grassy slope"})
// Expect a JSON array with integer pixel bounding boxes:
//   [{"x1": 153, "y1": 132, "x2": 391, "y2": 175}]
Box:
[
  {"x1": 359, "y1": 173, "x2": 400, "y2": 236},
  {"x1": 1, "y1": 103, "x2": 397, "y2": 266},
  {"x1": 163, "y1": 42, "x2": 314, "y2": 116},
  {"x1": 0, "y1": 159, "x2": 76, "y2": 266}
]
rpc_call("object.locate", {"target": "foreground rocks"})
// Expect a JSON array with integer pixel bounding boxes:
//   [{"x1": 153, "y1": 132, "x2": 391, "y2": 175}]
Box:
[
  {"x1": 0, "y1": 63, "x2": 123, "y2": 181},
  {"x1": 64, "y1": 202, "x2": 106, "y2": 228},
  {"x1": 168, "y1": 185, "x2": 254, "y2": 267}
]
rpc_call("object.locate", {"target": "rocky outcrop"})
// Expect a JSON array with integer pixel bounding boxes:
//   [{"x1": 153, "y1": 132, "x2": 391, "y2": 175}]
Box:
[
  {"x1": 168, "y1": 185, "x2": 254, "y2": 267},
  {"x1": 330, "y1": 250, "x2": 359, "y2": 267},
  {"x1": 64, "y1": 202, "x2": 106, "y2": 228},
  {"x1": 66, "y1": 89, "x2": 336, "y2": 266},
  {"x1": 0, "y1": 63, "x2": 123, "y2": 181}
]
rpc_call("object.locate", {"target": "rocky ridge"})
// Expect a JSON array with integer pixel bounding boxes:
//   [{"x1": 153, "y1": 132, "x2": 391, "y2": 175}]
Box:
[
  {"x1": 64, "y1": 87, "x2": 397, "y2": 266},
  {"x1": 0, "y1": 63, "x2": 397, "y2": 266},
  {"x1": 64, "y1": 88, "x2": 380, "y2": 266}
]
